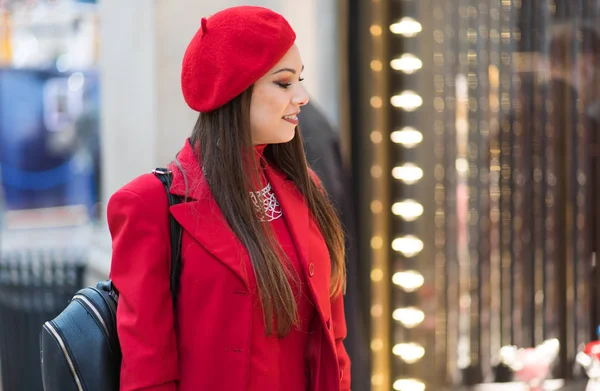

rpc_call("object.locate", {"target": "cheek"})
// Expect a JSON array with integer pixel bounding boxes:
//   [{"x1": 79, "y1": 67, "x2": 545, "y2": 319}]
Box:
[
  {"x1": 250, "y1": 104, "x2": 271, "y2": 133},
  {"x1": 251, "y1": 95, "x2": 285, "y2": 130}
]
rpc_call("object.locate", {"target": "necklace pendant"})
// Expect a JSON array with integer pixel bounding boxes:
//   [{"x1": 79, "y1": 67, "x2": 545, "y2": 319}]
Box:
[{"x1": 250, "y1": 182, "x2": 283, "y2": 222}]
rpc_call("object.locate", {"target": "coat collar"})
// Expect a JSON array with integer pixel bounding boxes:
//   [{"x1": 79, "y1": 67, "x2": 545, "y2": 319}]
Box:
[{"x1": 168, "y1": 139, "x2": 206, "y2": 202}]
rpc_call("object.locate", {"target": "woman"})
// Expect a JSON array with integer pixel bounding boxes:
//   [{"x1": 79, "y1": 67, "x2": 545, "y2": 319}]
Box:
[{"x1": 108, "y1": 6, "x2": 350, "y2": 391}]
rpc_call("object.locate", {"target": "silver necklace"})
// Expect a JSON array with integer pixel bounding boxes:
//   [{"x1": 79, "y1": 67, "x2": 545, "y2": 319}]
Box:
[{"x1": 249, "y1": 182, "x2": 283, "y2": 222}]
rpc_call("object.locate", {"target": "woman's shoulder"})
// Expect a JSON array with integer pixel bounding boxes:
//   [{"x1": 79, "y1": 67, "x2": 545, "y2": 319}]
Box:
[
  {"x1": 114, "y1": 173, "x2": 166, "y2": 199},
  {"x1": 107, "y1": 173, "x2": 169, "y2": 214}
]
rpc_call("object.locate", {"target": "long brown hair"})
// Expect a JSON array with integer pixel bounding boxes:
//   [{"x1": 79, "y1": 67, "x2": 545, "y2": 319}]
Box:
[{"x1": 188, "y1": 86, "x2": 345, "y2": 337}]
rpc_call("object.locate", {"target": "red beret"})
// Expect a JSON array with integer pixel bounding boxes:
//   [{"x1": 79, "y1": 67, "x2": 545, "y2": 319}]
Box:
[{"x1": 181, "y1": 6, "x2": 296, "y2": 113}]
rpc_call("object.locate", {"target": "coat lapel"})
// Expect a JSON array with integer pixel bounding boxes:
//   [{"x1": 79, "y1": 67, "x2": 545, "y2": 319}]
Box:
[{"x1": 167, "y1": 141, "x2": 255, "y2": 291}]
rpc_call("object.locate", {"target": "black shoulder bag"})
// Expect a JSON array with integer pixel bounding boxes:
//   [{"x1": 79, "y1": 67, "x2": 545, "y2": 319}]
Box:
[{"x1": 39, "y1": 168, "x2": 183, "y2": 391}]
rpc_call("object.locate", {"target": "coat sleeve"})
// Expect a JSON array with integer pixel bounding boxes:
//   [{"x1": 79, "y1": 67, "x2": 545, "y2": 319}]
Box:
[{"x1": 107, "y1": 185, "x2": 178, "y2": 391}]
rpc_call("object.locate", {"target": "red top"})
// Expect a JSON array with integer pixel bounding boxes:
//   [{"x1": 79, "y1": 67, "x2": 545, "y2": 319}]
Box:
[{"x1": 248, "y1": 145, "x2": 316, "y2": 390}]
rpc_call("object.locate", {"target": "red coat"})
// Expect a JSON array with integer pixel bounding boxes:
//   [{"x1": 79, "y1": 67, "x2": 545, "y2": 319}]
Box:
[{"x1": 108, "y1": 140, "x2": 351, "y2": 391}]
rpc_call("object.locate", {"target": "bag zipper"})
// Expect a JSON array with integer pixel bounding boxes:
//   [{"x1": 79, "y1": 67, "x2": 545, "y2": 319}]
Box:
[
  {"x1": 43, "y1": 321, "x2": 85, "y2": 391},
  {"x1": 73, "y1": 294, "x2": 109, "y2": 338}
]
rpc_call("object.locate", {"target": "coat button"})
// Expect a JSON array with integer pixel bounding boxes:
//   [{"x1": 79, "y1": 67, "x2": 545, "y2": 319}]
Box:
[{"x1": 308, "y1": 263, "x2": 315, "y2": 277}]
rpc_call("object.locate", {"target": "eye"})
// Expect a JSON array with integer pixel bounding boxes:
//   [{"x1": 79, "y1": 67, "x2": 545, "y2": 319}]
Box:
[
  {"x1": 276, "y1": 82, "x2": 292, "y2": 89},
  {"x1": 299, "y1": 77, "x2": 305, "y2": 82}
]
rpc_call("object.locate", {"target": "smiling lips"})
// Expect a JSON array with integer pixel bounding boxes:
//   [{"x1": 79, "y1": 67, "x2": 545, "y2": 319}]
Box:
[{"x1": 282, "y1": 113, "x2": 299, "y2": 125}]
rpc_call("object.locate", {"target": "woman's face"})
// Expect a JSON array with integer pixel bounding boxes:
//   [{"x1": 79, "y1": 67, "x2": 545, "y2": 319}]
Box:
[{"x1": 250, "y1": 44, "x2": 309, "y2": 145}]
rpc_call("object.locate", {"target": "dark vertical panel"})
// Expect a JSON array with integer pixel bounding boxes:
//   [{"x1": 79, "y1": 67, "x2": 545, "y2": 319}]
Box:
[
  {"x1": 591, "y1": 0, "x2": 600, "y2": 344},
  {"x1": 347, "y1": 0, "x2": 376, "y2": 389},
  {"x1": 487, "y1": 0, "x2": 503, "y2": 365},
  {"x1": 510, "y1": 0, "x2": 526, "y2": 352},
  {"x1": 574, "y1": 0, "x2": 592, "y2": 360},
  {"x1": 499, "y1": 0, "x2": 516, "y2": 349},
  {"x1": 518, "y1": 0, "x2": 536, "y2": 350},
  {"x1": 476, "y1": 2, "x2": 492, "y2": 379}
]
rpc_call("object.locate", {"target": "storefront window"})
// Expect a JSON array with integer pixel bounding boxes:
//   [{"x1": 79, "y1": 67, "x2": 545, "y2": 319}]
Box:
[{"x1": 0, "y1": 0, "x2": 100, "y2": 230}]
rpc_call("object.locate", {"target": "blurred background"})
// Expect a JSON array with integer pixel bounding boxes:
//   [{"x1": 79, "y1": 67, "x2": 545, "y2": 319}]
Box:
[{"x1": 2, "y1": 0, "x2": 600, "y2": 391}]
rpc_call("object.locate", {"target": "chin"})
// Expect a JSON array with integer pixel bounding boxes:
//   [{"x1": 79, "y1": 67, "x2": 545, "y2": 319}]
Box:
[{"x1": 270, "y1": 129, "x2": 296, "y2": 144}]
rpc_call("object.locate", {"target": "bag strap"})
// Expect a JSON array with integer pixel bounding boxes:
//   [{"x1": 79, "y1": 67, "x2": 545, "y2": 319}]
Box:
[{"x1": 152, "y1": 168, "x2": 183, "y2": 308}]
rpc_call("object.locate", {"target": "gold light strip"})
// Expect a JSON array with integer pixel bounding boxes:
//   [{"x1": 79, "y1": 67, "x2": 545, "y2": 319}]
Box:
[
  {"x1": 370, "y1": 0, "x2": 391, "y2": 388},
  {"x1": 390, "y1": 0, "x2": 427, "y2": 389}
]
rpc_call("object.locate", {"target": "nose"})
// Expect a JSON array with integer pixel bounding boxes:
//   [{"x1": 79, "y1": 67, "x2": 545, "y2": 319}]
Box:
[{"x1": 293, "y1": 85, "x2": 309, "y2": 107}]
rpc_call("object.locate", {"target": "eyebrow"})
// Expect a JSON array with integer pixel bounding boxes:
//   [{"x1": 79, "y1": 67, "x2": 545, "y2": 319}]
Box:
[{"x1": 272, "y1": 65, "x2": 305, "y2": 75}]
